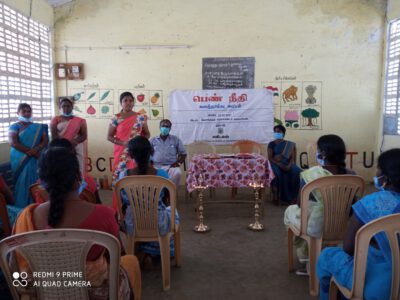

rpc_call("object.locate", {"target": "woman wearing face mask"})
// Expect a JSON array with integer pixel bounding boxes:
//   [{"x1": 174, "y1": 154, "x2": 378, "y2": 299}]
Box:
[
  {"x1": 268, "y1": 124, "x2": 302, "y2": 204},
  {"x1": 50, "y1": 97, "x2": 88, "y2": 176},
  {"x1": 8, "y1": 103, "x2": 48, "y2": 207},
  {"x1": 284, "y1": 134, "x2": 355, "y2": 274},
  {"x1": 107, "y1": 92, "x2": 150, "y2": 210},
  {"x1": 317, "y1": 148, "x2": 400, "y2": 300}
]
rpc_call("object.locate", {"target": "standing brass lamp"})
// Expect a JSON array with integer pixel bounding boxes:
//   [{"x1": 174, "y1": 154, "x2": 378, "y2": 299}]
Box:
[
  {"x1": 248, "y1": 181, "x2": 264, "y2": 231},
  {"x1": 193, "y1": 174, "x2": 211, "y2": 233}
]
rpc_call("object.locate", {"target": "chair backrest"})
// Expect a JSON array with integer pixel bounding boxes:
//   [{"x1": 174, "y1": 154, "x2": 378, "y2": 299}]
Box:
[
  {"x1": 0, "y1": 193, "x2": 11, "y2": 236},
  {"x1": 187, "y1": 141, "x2": 216, "y2": 156},
  {"x1": 351, "y1": 213, "x2": 400, "y2": 299},
  {"x1": 232, "y1": 140, "x2": 262, "y2": 154},
  {"x1": 115, "y1": 175, "x2": 177, "y2": 240},
  {"x1": 29, "y1": 183, "x2": 96, "y2": 204},
  {"x1": 300, "y1": 175, "x2": 365, "y2": 241},
  {"x1": 306, "y1": 141, "x2": 318, "y2": 168},
  {"x1": 0, "y1": 229, "x2": 120, "y2": 300}
]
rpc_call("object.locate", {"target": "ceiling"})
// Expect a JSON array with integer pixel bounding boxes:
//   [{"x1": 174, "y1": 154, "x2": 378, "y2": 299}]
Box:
[{"x1": 46, "y1": 0, "x2": 74, "y2": 7}]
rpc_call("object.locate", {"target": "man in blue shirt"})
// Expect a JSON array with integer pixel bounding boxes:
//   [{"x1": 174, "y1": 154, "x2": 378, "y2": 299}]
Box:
[{"x1": 150, "y1": 119, "x2": 187, "y2": 186}]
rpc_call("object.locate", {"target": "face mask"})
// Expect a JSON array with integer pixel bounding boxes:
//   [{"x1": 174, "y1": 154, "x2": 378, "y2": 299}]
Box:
[
  {"x1": 274, "y1": 132, "x2": 284, "y2": 140},
  {"x1": 62, "y1": 112, "x2": 74, "y2": 117},
  {"x1": 373, "y1": 176, "x2": 385, "y2": 191},
  {"x1": 316, "y1": 152, "x2": 325, "y2": 166},
  {"x1": 18, "y1": 116, "x2": 32, "y2": 122},
  {"x1": 78, "y1": 179, "x2": 87, "y2": 195},
  {"x1": 160, "y1": 127, "x2": 170, "y2": 136}
]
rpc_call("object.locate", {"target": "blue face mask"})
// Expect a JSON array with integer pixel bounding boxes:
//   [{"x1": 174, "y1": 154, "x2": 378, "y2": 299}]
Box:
[
  {"x1": 62, "y1": 112, "x2": 74, "y2": 117},
  {"x1": 274, "y1": 132, "x2": 284, "y2": 140},
  {"x1": 160, "y1": 127, "x2": 170, "y2": 136},
  {"x1": 18, "y1": 116, "x2": 32, "y2": 122},
  {"x1": 78, "y1": 179, "x2": 87, "y2": 195},
  {"x1": 373, "y1": 176, "x2": 385, "y2": 191},
  {"x1": 316, "y1": 152, "x2": 325, "y2": 166}
]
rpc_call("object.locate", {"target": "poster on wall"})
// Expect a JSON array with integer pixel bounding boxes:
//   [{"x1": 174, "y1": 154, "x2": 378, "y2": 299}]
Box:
[
  {"x1": 69, "y1": 88, "x2": 164, "y2": 120},
  {"x1": 262, "y1": 81, "x2": 322, "y2": 130},
  {"x1": 169, "y1": 89, "x2": 274, "y2": 145}
]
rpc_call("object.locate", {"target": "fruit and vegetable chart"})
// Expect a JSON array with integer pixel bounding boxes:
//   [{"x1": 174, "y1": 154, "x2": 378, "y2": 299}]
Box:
[
  {"x1": 262, "y1": 81, "x2": 322, "y2": 130},
  {"x1": 69, "y1": 88, "x2": 164, "y2": 120},
  {"x1": 70, "y1": 88, "x2": 115, "y2": 119},
  {"x1": 117, "y1": 89, "x2": 164, "y2": 120}
]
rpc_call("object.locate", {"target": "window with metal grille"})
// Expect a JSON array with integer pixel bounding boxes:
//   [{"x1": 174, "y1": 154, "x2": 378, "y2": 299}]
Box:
[
  {"x1": 0, "y1": 2, "x2": 52, "y2": 143},
  {"x1": 384, "y1": 18, "x2": 400, "y2": 135}
]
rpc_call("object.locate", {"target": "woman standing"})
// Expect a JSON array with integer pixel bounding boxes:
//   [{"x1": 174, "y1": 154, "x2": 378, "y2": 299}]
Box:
[
  {"x1": 8, "y1": 103, "x2": 48, "y2": 207},
  {"x1": 268, "y1": 124, "x2": 302, "y2": 204},
  {"x1": 107, "y1": 92, "x2": 150, "y2": 210},
  {"x1": 50, "y1": 97, "x2": 88, "y2": 176},
  {"x1": 317, "y1": 149, "x2": 400, "y2": 300}
]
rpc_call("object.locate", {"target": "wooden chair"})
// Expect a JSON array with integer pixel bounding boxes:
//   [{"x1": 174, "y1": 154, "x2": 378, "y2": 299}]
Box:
[
  {"x1": 329, "y1": 213, "x2": 400, "y2": 300},
  {"x1": 0, "y1": 193, "x2": 11, "y2": 237},
  {"x1": 29, "y1": 183, "x2": 96, "y2": 204},
  {"x1": 232, "y1": 140, "x2": 261, "y2": 154},
  {"x1": 287, "y1": 175, "x2": 365, "y2": 296},
  {"x1": 115, "y1": 175, "x2": 181, "y2": 291},
  {"x1": 0, "y1": 229, "x2": 121, "y2": 300}
]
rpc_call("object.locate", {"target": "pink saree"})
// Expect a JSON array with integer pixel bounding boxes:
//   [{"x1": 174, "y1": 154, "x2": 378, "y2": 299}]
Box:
[{"x1": 111, "y1": 113, "x2": 147, "y2": 210}]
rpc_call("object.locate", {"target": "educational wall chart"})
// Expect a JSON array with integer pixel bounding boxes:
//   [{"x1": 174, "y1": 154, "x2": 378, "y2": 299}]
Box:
[
  {"x1": 261, "y1": 81, "x2": 322, "y2": 130},
  {"x1": 69, "y1": 88, "x2": 164, "y2": 120},
  {"x1": 170, "y1": 88, "x2": 274, "y2": 145}
]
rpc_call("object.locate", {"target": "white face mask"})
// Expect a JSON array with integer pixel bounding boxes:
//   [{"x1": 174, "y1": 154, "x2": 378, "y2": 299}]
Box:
[{"x1": 316, "y1": 152, "x2": 325, "y2": 166}]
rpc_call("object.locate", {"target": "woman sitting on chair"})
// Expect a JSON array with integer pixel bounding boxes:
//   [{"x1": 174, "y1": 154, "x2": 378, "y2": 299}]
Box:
[
  {"x1": 119, "y1": 136, "x2": 180, "y2": 260},
  {"x1": 317, "y1": 148, "x2": 400, "y2": 300},
  {"x1": 284, "y1": 134, "x2": 355, "y2": 270},
  {"x1": 14, "y1": 148, "x2": 141, "y2": 300},
  {"x1": 268, "y1": 124, "x2": 302, "y2": 204}
]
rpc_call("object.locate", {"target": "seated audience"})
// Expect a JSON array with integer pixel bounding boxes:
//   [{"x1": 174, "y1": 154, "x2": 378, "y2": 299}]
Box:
[
  {"x1": 268, "y1": 125, "x2": 302, "y2": 204},
  {"x1": 317, "y1": 148, "x2": 400, "y2": 300},
  {"x1": 32, "y1": 138, "x2": 101, "y2": 204},
  {"x1": 13, "y1": 148, "x2": 141, "y2": 299},
  {"x1": 8, "y1": 103, "x2": 48, "y2": 207},
  {"x1": 284, "y1": 134, "x2": 355, "y2": 272},
  {"x1": 150, "y1": 119, "x2": 187, "y2": 187},
  {"x1": 119, "y1": 136, "x2": 180, "y2": 262},
  {"x1": 0, "y1": 175, "x2": 21, "y2": 230}
]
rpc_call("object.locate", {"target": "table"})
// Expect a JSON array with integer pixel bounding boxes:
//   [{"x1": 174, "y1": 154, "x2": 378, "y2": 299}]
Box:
[{"x1": 186, "y1": 153, "x2": 275, "y2": 232}]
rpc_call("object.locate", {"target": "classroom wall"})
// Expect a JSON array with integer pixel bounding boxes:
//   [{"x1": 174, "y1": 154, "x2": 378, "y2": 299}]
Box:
[
  {"x1": 50, "y1": 0, "x2": 386, "y2": 181},
  {"x1": 0, "y1": 0, "x2": 54, "y2": 163}
]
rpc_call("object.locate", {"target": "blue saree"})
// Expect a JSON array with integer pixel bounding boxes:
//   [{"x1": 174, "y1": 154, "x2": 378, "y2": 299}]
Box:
[
  {"x1": 268, "y1": 140, "x2": 302, "y2": 203},
  {"x1": 317, "y1": 190, "x2": 400, "y2": 300},
  {"x1": 9, "y1": 122, "x2": 48, "y2": 208}
]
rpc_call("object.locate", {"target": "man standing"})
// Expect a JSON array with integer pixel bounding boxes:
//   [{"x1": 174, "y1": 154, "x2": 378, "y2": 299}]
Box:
[{"x1": 150, "y1": 119, "x2": 187, "y2": 186}]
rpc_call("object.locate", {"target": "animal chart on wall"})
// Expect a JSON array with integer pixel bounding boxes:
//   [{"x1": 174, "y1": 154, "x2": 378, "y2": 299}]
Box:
[
  {"x1": 262, "y1": 81, "x2": 322, "y2": 130},
  {"x1": 69, "y1": 88, "x2": 164, "y2": 120}
]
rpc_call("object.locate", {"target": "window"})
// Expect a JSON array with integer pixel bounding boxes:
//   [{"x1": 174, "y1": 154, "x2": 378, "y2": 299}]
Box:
[
  {"x1": 384, "y1": 18, "x2": 400, "y2": 135},
  {"x1": 0, "y1": 2, "x2": 52, "y2": 142}
]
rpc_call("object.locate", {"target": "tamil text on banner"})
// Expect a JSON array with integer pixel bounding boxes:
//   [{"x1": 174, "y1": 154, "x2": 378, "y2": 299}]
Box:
[{"x1": 169, "y1": 89, "x2": 274, "y2": 145}]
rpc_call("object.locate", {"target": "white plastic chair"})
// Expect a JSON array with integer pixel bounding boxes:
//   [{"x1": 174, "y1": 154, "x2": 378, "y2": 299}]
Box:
[{"x1": 0, "y1": 229, "x2": 120, "y2": 300}]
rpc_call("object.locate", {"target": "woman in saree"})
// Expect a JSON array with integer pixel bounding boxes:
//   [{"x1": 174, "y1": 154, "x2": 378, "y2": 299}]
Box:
[
  {"x1": 284, "y1": 134, "x2": 355, "y2": 274},
  {"x1": 50, "y1": 97, "x2": 87, "y2": 176},
  {"x1": 8, "y1": 103, "x2": 48, "y2": 208},
  {"x1": 317, "y1": 148, "x2": 400, "y2": 300},
  {"x1": 107, "y1": 92, "x2": 150, "y2": 210},
  {"x1": 268, "y1": 124, "x2": 302, "y2": 204},
  {"x1": 14, "y1": 147, "x2": 141, "y2": 300}
]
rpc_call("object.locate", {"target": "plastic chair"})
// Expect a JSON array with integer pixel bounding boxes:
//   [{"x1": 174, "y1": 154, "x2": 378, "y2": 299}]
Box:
[
  {"x1": 0, "y1": 193, "x2": 11, "y2": 237},
  {"x1": 115, "y1": 175, "x2": 181, "y2": 291},
  {"x1": 287, "y1": 175, "x2": 365, "y2": 296},
  {"x1": 232, "y1": 140, "x2": 261, "y2": 154},
  {"x1": 0, "y1": 229, "x2": 120, "y2": 300},
  {"x1": 328, "y1": 213, "x2": 400, "y2": 300},
  {"x1": 29, "y1": 183, "x2": 96, "y2": 204},
  {"x1": 306, "y1": 141, "x2": 318, "y2": 168}
]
